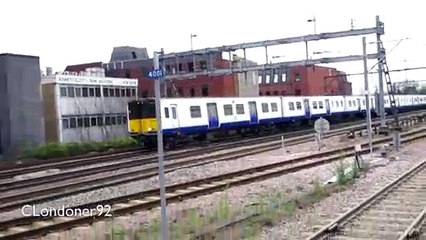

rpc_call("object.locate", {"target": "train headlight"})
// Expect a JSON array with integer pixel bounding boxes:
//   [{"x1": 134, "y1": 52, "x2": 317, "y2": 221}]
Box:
[{"x1": 148, "y1": 127, "x2": 153, "y2": 131}]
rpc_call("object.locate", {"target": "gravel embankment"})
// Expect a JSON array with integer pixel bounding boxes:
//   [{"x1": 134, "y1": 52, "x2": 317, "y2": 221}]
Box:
[
  {"x1": 0, "y1": 133, "x2": 357, "y2": 221},
  {"x1": 261, "y1": 140, "x2": 426, "y2": 239}
]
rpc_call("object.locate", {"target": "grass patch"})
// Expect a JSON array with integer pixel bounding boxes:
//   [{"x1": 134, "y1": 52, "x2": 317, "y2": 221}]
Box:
[{"x1": 20, "y1": 137, "x2": 139, "y2": 160}]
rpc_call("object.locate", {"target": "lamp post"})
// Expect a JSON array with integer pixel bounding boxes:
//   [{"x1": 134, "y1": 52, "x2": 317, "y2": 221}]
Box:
[{"x1": 190, "y1": 33, "x2": 197, "y2": 51}]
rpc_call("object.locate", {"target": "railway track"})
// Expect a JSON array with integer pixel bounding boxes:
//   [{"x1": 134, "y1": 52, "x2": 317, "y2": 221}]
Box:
[
  {"x1": 0, "y1": 122, "x2": 368, "y2": 213},
  {"x1": 307, "y1": 159, "x2": 426, "y2": 240},
  {"x1": 0, "y1": 126, "x2": 424, "y2": 240},
  {"x1": 1, "y1": 110, "x2": 424, "y2": 180}
]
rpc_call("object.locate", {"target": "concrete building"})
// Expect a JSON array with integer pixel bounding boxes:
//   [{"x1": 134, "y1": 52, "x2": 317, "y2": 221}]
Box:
[
  {"x1": 65, "y1": 47, "x2": 260, "y2": 98},
  {"x1": 0, "y1": 53, "x2": 45, "y2": 160},
  {"x1": 259, "y1": 65, "x2": 352, "y2": 96},
  {"x1": 41, "y1": 68, "x2": 138, "y2": 143}
]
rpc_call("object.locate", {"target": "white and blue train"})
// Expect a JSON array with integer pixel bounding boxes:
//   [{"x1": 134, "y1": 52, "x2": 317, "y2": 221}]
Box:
[{"x1": 127, "y1": 94, "x2": 426, "y2": 146}]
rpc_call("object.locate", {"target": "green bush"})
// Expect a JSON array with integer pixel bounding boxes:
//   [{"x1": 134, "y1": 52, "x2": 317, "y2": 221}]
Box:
[{"x1": 22, "y1": 137, "x2": 139, "y2": 160}]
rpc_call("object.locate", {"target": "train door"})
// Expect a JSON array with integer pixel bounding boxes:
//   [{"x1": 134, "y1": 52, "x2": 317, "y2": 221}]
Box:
[
  {"x1": 303, "y1": 99, "x2": 311, "y2": 117},
  {"x1": 206, "y1": 103, "x2": 219, "y2": 128},
  {"x1": 170, "y1": 104, "x2": 179, "y2": 129},
  {"x1": 325, "y1": 99, "x2": 331, "y2": 115},
  {"x1": 248, "y1": 101, "x2": 258, "y2": 124}
]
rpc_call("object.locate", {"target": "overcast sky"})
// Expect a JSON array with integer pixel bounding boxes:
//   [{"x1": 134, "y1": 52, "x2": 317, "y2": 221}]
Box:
[{"x1": 1, "y1": 0, "x2": 425, "y2": 94}]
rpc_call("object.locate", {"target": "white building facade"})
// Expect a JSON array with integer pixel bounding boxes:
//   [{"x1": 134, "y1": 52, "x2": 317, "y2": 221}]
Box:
[{"x1": 41, "y1": 68, "x2": 138, "y2": 143}]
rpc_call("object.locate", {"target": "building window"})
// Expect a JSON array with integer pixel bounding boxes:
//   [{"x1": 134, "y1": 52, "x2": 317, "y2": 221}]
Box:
[
  {"x1": 117, "y1": 115, "x2": 123, "y2": 124},
  {"x1": 125, "y1": 70, "x2": 131, "y2": 78},
  {"x1": 107, "y1": 88, "x2": 113, "y2": 97},
  {"x1": 126, "y1": 88, "x2": 131, "y2": 97},
  {"x1": 97, "y1": 116, "x2": 103, "y2": 126},
  {"x1": 188, "y1": 62, "x2": 194, "y2": 72},
  {"x1": 289, "y1": 102, "x2": 295, "y2": 110},
  {"x1": 200, "y1": 60, "x2": 207, "y2": 70},
  {"x1": 223, "y1": 104, "x2": 233, "y2": 116},
  {"x1": 67, "y1": 87, "x2": 75, "y2": 97},
  {"x1": 266, "y1": 91, "x2": 271, "y2": 96},
  {"x1": 262, "y1": 103, "x2": 269, "y2": 113},
  {"x1": 77, "y1": 118, "x2": 83, "y2": 127},
  {"x1": 178, "y1": 63, "x2": 183, "y2": 72},
  {"x1": 70, "y1": 118, "x2": 77, "y2": 128},
  {"x1": 201, "y1": 85, "x2": 209, "y2": 96},
  {"x1": 281, "y1": 73, "x2": 287, "y2": 82},
  {"x1": 75, "y1": 88, "x2": 81, "y2": 97},
  {"x1": 83, "y1": 117, "x2": 90, "y2": 127},
  {"x1": 165, "y1": 107, "x2": 170, "y2": 118},
  {"x1": 295, "y1": 73, "x2": 301, "y2": 81},
  {"x1": 295, "y1": 89, "x2": 301, "y2": 96},
  {"x1": 82, "y1": 87, "x2": 88, "y2": 97},
  {"x1": 190, "y1": 106, "x2": 201, "y2": 118},
  {"x1": 190, "y1": 87, "x2": 195, "y2": 97},
  {"x1": 178, "y1": 88, "x2": 183, "y2": 96},
  {"x1": 259, "y1": 92, "x2": 263, "y2": 96},
  {"x1": 103, "y1": 88, "x2": 109, "y2": 97},
  {"x1": 273, "y1": 91, "x2": 278, "y2": 96},
  {"x1": 111, "y1": 116, "x2": 117, "y2": 125},
  {"x1": 91, "y1": 117, "x2": 97, "y2": 126},
  {"x1": 131, "y1": 88, "x2": 136, "y2": 97},
  {"x1": 60, "y1": 87, "x2": 67, "y2": 97},
  {"x1": 62, "y1": 119, "x2": 69, "y2": 129},
  {"x1": 121, "y1": 89, "x2": 125, "y2": 97},
  {"x1": 273, "y1": 74, "x2": 279, "y2": 83},
  {"x1": 122, "y1": 116, "x2": 127, "y2": 124},
  {"x1": 296, "y1": 102, "x2": 302, "y2": 110},
  {"x1": 95, "y1": 87, "x2": 101, "y2": 97},
  {"x1": 258, "y1": 75, "x2": 263, "y2": 84},
  {"x1": 105, "y1": 116, "x2": 111, "y2": 125},
  {"x1": 236, "y1": 104, "x2": 245, "y2": 114},
  {"x1": 271, "y1": 103, "x2": 278, "y2": 112},
  {"x1": 89, "y1": 88, "x2": 95, "y2": 97},
  {"x1": 166, "y1": 88, "x2": 172, "y2": 97},
  {"x1": 115, "y1": 88, "x2": 120, "y2": 97},
  {"x1": 265, "y1": 75, "x2": 270, "y2": 84}
]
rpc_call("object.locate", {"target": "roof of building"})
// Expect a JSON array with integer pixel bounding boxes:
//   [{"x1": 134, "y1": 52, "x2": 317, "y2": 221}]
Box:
[
  {"x1": 64, "y1": 62, "x2": 103, "y2": 72},
  {"x1": 0, "y1": 53, "x2": 39, "y2": 59}
]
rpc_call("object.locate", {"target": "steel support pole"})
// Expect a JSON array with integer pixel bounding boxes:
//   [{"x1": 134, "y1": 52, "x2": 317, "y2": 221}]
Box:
[
  {"x1": 362, "y1": 37, "x2": 373, "y2": 155},
  {"x1": 153, "y1": 51, "x2": 168, "y2": 240},
  {"x1": 376, "y1": 16, "x2": 386, "y2": 127}
]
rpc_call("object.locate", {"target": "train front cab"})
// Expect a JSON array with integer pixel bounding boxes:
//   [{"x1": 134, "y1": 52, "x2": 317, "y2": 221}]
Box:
[{"x1": 128, "y1": 99, "x2": 158, "y2": 147}]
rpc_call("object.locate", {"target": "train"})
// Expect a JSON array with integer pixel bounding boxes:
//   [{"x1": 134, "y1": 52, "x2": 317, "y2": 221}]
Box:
[{"x1": 127, "y1": 94, "x2": 426, "y2": 148}]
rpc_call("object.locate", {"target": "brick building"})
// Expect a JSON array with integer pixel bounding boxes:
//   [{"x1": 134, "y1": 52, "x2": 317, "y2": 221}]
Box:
[
  {"x1": 65, "y1": 47, "x2": 259, "y2": 98},
  {"x1": 258, "y1": 65, "x2": 352, "y2": 96}
]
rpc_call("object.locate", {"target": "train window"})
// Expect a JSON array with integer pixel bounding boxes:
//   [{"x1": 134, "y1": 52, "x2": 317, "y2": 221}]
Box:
[
  {"x1": 319, "y1": 101, "x2": 324, "y2": 109},
  {"x1": 172, "y1": 107, "x2": 177, "y2": 119},
  {"x1": 82, "y1": 87, "x2": 88, "y2": 97},
  {"x1": 77, "y1": 118, "x2": 83, "y2": 127},
  {"x1": 117, "y1": 115, "x2": 122, "y2": 125},
  {"x1": 271, "y1": 103, "x2": 278, "y2": 112},
  {"x1": 296, "y1": 102, "x2": 302, "y2": 110},
  {"x1": 89, "y1": 88, "x2": 95, "y2": 97},
  {"x1": 362, "y1": 99, "x2": 366, "y2": 106},
  {"x1": 224, "y1": 104, "x2": 233, "y2": 116},
  {"x1": 236, "y1": 104, "x2": 245, "y2": 114},
  {"x1": 190, "y1": 106, "x2": 202, "y2": 118},
  {"x1": 335, "y1": 100, "x2": 339, "y2": 107},
  {"x1": 115, "y1": 88, "x2": 120, "y2": 97},
  {"x1": 331, "y1": 101, "x2": 334, "y2": 107},
  {"x1": 164, "y1": 108, "x2": 170, "y2": 118},
  {"x1": 122, "y1": 116, "x2": 127, "y2": 124},
  {"x1": 91, "y1": 117, "x2": 97, "y2": 126},
  {"x1": 105, "y1": 116, "x2": 111, "y2": 125},
  {"x1": 70, "y1": 118, "x2": 77, "y2": 128},
  {"x1": 97, "y1": 116, "x2": 103, "y2": 126},
  {"x1": 103, "y1": 88, "x2": 109, "y2": 97},
  {"x1": 348, "y1": 101, "x2": 352, "y2": 107},
  {"x1": 111, "y1": 116, "x2": 117, "y2": 125},
  {"x1": 340, "y1": 100, "x2": 343, "y2": 106},
  {"x1": 75, "y1": 88, "x2": 81, "y2": 97},
  {"x1": 352, "y1": 100, "x2": 356, "y2": 106},
  {"x1": 313, "y1": 101, "x2": 318, "y2": 109},
  {"x1": 60, "y1": 87, "x2": 67, "y2": 97},
  {"x1": 262, "y1": 103, "x2": 269, "y2": 113},
  {"x1": 288, "y1": 102, "x2": 295, "y2": 111},
  {"x1": 83, "y1": 117, "x2": 90, "y2": 127},
  {"x1": 62, "y1": 119, "x2": 69, "y2": 129},
  {"x1": 67, "y1": 87, "x2": 75, "y2": 98}
]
